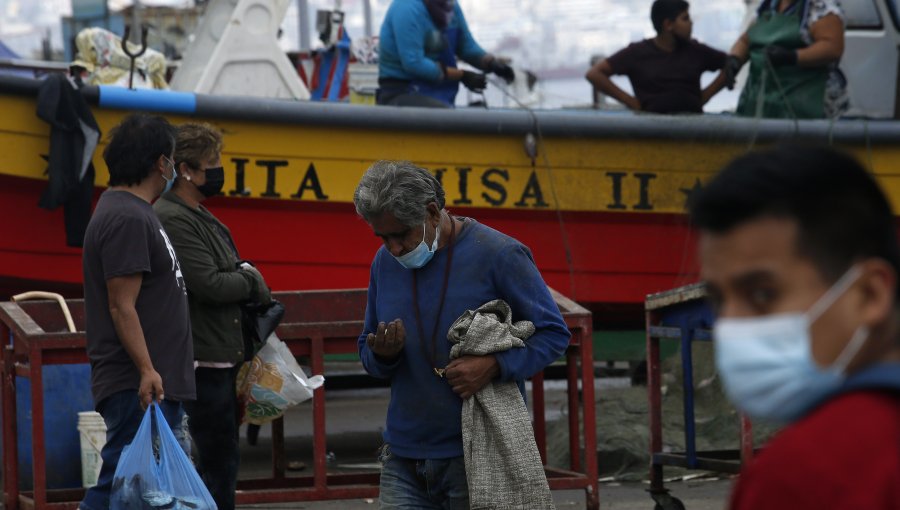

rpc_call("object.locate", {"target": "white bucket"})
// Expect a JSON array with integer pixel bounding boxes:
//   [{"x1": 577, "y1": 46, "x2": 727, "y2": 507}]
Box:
[{"x1": 77, "y1": 411, "x2": 107, "y2": 488}]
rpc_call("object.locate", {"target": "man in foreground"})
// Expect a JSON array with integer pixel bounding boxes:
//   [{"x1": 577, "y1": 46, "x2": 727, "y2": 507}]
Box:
[
  {"x1": 353, "y1": 160, "x2": 570, "y2": 508},
  {"x1": 80, "y1": 114, "x2": 195, "y2": 510},
  {"x1": 690, "y1": 146, "x2": 900, "y2": 508}
]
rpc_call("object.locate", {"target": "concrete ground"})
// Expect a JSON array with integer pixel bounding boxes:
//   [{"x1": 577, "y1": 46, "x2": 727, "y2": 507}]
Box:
[
  {"x1": 237, "y1": 480, "x2": 733, "y2": 509},
  {"x1": 233, "y1": 375, "x2": 733, "y2": 510}
]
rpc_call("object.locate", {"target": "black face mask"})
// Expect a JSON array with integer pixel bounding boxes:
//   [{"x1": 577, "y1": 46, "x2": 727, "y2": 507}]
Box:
[{"x1": 196, "y1": 166, "x2": 225, "y2": 198}]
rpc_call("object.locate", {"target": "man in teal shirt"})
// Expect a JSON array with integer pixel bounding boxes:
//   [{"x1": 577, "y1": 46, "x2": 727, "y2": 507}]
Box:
[{"x1": 377, "y1": 0, "x2": 514, "y2": 107}]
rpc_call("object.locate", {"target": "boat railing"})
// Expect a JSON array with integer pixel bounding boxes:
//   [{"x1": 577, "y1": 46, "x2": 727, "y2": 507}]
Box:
[{"x1": 0, "y1": 58, "x2": 69, "y2": 75}]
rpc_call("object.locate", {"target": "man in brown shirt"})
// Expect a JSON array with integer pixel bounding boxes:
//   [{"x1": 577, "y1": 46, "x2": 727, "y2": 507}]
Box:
[{"x1": 586, "y1": 0, "x2": 730, "y2": 114}]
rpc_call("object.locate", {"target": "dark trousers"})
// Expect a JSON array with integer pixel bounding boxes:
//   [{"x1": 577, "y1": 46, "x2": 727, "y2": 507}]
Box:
[
  {"x1": 184, "y1": 365, "x2": 242, "y2": 510},
  {"x1": 376, "y1": 81, "x2": 450, "y2": 108},
  {"x1": 79, "y1": 392, "x2": 186, "y2": 510}
]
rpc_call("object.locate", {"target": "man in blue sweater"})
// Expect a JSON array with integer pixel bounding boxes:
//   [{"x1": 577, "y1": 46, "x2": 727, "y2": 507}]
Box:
[
  {"x1": 353, "y1": 160, "x2": 570, "y2": 507},
  {"x1": 377, "y1": 0, "x2": 515, "y2": 107}
]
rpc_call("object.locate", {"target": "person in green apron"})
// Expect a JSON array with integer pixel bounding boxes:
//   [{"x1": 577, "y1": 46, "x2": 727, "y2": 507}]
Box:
[{"x1": 724, "y1": 0, "x2": 846, "y2": 119}]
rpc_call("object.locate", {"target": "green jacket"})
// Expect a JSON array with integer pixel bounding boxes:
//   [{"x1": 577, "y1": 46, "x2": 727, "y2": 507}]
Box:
[{"x1": 154, "y1": 191, "x2": 270, "y2": 363}]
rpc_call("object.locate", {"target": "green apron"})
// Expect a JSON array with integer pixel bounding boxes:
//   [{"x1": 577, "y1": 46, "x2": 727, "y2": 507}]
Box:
[{"x1": 736, "y1": 2, "x2": 829, "y2": 119}]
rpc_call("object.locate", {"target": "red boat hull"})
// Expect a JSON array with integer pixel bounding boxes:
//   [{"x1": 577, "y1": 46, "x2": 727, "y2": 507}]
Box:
[{"x1": 1, "y1": 174, "x2": 700, "y2": 321}]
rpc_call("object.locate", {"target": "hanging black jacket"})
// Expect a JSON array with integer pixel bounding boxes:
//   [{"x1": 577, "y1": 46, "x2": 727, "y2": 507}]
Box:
[{"x1": 36, "y1": 73, "x2": 100, "y2": 247}]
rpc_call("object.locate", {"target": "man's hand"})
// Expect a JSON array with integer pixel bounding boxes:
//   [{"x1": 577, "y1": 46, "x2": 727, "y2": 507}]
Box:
[
  {"x1": 444, "y1": 355, "x2": 500, "y2": 399},
  {"x1": 488, "y1": 59, "x2": 515, "y2": 84},
  {"x1": 461, "y1": 71, "x2": 487, "y2": 92},
  {"x1": 138, "y1": 368, "x2": 164, "y2": 410},
  {"x1": 366, "y1": 320, "x2": 405, "y2": 361},
  {"x1": 724, "y1": 55, "x2": 743, "y2": 90},
  {"x1": 765, "y1": 45, "x2": 797, "y2": 67}
]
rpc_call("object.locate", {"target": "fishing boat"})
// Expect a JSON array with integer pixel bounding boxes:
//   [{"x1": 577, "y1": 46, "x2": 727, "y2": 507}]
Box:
[
  {"x1": 2, "y1": 0, "x2": 899, "y2": 323},
  {"x1": 4, "y1": 74, "x2": 898, "y2": 320}
]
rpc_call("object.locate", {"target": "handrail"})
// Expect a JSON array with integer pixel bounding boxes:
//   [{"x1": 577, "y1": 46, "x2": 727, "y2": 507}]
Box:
[
  {"x1": 11, "y1": 292, "x2": 76, "y2": 333},
  {"x1": 0, "y1": 58, "x2": 68, "y2": 73},
  {"x1": 0, "y1": 73, "x2": 898, "y2": 144}
]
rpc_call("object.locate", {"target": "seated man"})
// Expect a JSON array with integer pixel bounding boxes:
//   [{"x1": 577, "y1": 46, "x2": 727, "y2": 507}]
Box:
[
  {"x1": 691, "y1": 146, "x2": 900, "y2": 509},
  {"x1": 377, "y1": 0, "x2": 514, "y2": 108},
  {"x1": 586, "y1": 0, "x2": 728, "y2": 114}
]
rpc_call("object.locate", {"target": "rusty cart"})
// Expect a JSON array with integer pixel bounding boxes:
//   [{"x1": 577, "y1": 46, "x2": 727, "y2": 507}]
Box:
[
  {"x1": 645, "y1": 283, "x2": 753, "y2": 510},
  {"x1": 1, "y1": 287, "x2": 599, "y2": 509}
]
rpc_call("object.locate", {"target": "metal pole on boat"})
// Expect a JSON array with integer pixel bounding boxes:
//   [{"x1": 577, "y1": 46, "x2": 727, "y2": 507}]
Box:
[
  {"x1": 363, "y1": 0, "x2": 373, "y2": 38},
  {"x1": 130, "y1": 0, "x2": 142, "y2": 44},
  {"x1": 298, "y1": 0, "x2": 311, "y2": 51}
]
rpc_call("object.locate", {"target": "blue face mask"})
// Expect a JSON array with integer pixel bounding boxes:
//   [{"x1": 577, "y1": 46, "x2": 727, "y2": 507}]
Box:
[
  {"x1": 713, "y1": 265, "x2": 869, "y2": 424},
  {"x1": 161, "y1": 156, "x2": 178, "y2": 195},
  {"x1": 393, "y1": 222, "x2": 440, "y2": 269}
]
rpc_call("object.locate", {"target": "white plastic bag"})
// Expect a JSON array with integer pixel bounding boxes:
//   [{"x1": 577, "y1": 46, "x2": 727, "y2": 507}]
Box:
[{"x1": 236, "y1": 333, "x2": 325, "y2": 425}]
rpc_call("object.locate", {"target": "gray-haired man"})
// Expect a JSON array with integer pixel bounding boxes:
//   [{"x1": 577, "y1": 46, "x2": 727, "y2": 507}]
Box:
[{"x1": 354, "y1": 160, "x2": 570, "y2": 508}]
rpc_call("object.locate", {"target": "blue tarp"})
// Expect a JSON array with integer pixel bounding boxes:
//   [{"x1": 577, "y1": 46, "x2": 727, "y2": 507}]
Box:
[{"x1": 310, "y1": 30, "x2": 351, "y2": 102}]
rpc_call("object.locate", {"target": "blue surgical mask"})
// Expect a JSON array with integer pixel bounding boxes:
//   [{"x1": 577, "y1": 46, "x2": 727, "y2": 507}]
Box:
[
  {"x1": 713, "y1": 265, "x2": 869, "y2": 424},
  {"x1": 162, "y1": 156, "x2": 178, "y2": 195},
  {"x1": 393, "y1": 222, "x2": 440, "y2": 269}
]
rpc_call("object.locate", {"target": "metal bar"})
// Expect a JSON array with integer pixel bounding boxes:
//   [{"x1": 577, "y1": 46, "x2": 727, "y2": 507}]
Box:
[
  {"x1": 646, "y1": 310, "x2": 665, "y2": 492},
  {"x1": 577, "y1": 322, "x2": 599, "y2": 510},
  {"x1": 16, "y1": 488, "x2": 84, "y2": 504},
  {"x1": 272, "y1": 418, "x2": 286, "y2": 479},
  {"x1": 311, "y1": 335, "x2": 328, "y2": 492},
  {"x1": 681, "y1": 326, "x2": 697, "y2": 469},
  {"x1": 544, "y1": 466, "x2": 592, "y2": 478},
  {"x1": 692, "y1": 328, "x2": 713, "y2": 341},
  {"x1": 566, "y1": 348, "x2": 580, "y2": 473},
  {"x1": 0, "y1": 71, "x2": 899, "y2": 143},
  {"x1": 547, "y1": 478, "x2": 595, "y2": 491},
  {"x1": 0, "y1": 58, "x2": 68, "y2": 72},
  {"x1": 298, "y1": 0, "x2": 311, "y2": 51},
  {"x1": 654, "y1": 449, "x2": 743, "y2": 460},
  {"x1": 647, "y1": 326, "x2": 683, "y2": 340},
  {"x1": 238, "y1": 472, "x2": 380, "y2": 490},
  {"x1": 740, "y1": 415, "x2": 754, "y2": 463},
  {"x1": 235, "y1": 486, "x2": 380, "y2": 504},
  {"x1": 531, "y1": 370, "x2": 547, "y2": 464},
  {"x1": 29, "y1": 348, "x2": 46, "y2": 509},
  {"x1": 14, "y1": 362, "x2": 29, "y2": 378},
  {"x1": 2, "y1": 330, "x2": 19, "y2": 510},
  {"x1": 651, "y1": 453, "x2": 743, "y2": 474},
  {"x1": 363, "y1": 0, "x2": 373, "y2": 38}
]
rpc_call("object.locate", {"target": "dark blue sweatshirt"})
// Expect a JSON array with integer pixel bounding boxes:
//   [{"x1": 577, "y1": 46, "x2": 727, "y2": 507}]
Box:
[{"x1": 358, "y1": 218, "x2": 571, "y2": 459}]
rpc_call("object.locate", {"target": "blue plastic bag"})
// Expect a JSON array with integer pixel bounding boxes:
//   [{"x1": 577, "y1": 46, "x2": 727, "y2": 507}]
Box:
[{"x1": 110, "y1": 404, "x2": 217, "y2": 510}]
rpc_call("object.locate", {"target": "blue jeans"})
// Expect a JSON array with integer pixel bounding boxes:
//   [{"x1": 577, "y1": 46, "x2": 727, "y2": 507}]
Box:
[
  {"x1": 79, "y1": 391, "x2": 189, "y2": 510},
  {"x1": 378, "y1": 444, "x2": 470, "y2": 509}
]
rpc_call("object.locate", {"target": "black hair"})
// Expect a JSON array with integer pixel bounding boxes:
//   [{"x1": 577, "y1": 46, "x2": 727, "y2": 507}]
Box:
[
  {"x1": 103, "y1": 113, "x2": 176, "y2": 187},
  {"x1": 689, "y1": 145, "x2": 900, "y2": 296},
  {"x1": 651, "y1": 0, "x2": 689, "y2": 33}
]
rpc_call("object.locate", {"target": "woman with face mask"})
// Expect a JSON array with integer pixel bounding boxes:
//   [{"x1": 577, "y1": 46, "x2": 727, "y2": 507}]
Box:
[{"x1": 153, "y1": 123, "x2": 271, "y2": 510}]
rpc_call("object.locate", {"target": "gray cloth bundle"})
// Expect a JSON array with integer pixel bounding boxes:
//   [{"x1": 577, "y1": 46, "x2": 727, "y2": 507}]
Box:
[{"x1": 448, "y1": 299, "x2": 555, "y2": 510}]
